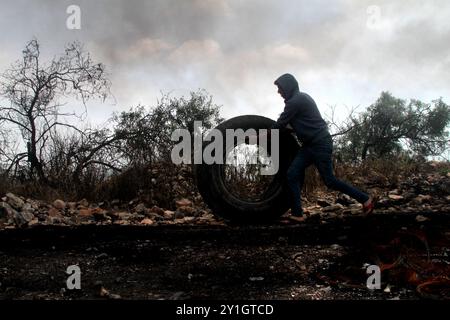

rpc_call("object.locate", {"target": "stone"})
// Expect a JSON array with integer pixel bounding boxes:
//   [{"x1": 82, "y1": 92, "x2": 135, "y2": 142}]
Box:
[
  {"x1": 78, "y1": 198, "x2": 89, "y2": 208},
  {"x1": 175, "y1": 198, "x2": 192, "y2": 208},
  {"x1": 140, "y1": 218, "x2": 154, "y2": 225},
  {"x1": 45, "y1": 216, "x2": 62, "y2": 225},
  {"x1": 402, "y1": 192, "x2": 417, "y2": 200},
  {"x1": 336, "y1": 194, "x2": 354, "y2": 206},
  {"x1": 325, "y1": 212, "x2": 338, "y2": 219},
  {"x1": 111, "y1": 211, "x2": 132, "y2": 221},
  {"x1": 0, "y1": 202, "x2": 16, "y2": 220},
  {"x1": 322, "y1": 204, "x2": 344, "y2": 212},
  {"x1": 22, "y1": 203, "x2": 35, "y2": 214},
  {"x1": 67, "y1": 202, "x2": 77, "y2": 210},
  {"x1": 53, "y1": 199, "x2": 66, "y2": 210},
  {"x1": 164, "y1": 210, "x2": 175, "y2": 219},
  {"x1": 14, "y1": 211, "x2": 34, "y2": 227},
  {"x1": 317, "y1": 199, "x2": 332, "y2": 207},
  {"x1": 6, "y1": 193, "x2": 25, "y2": 210},
  {"x1": 411, "y1": 195, "x2": 432, "y2": 205},
  {"x1": 99, "y1": 287, "x2": 110, "y2": 297},
  {"x1": 416, "y1": 215, "x2": 429, "y2": 222},
  {"x1": 388, "y1": 194, "x2": 404, "y2": 201},
  {"x1": 78, "y1": 208, "x2": 94, "y2": 217},
  {"x1": 149, "y1": 206, "x2": 165, "y2": 216},
  {"x1": 177, "y1": 206, "x2": 196, "y2": 215},
  {"x1": 174, "y1": 210, "x2": 185, "y2": 219},
  {"x1": 93, "y1": 209, "x2": 109, "y2": 221},
  {"x1": 249, "y1": 277, "x2": 264, "y2": 281},
  {"x1": 389, "y1": 189, "x2": 400, "y2": 195},
  {"x1": 28, "y1": 218, "x2": 40, "y2": 226},
  {"x1": 184, "y1": 217, "x2": 196, "y2": 223},
  {"x1": 134, "y1": 203, "x2": 147, "y2": 214},
  {"x1": 48, "y1": 208, "x2": 63, "y2": 218}
]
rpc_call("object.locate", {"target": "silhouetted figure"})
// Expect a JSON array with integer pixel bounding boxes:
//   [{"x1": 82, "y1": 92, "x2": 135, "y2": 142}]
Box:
[{"x1": 272, "y1": 73, "x2": 375, "y2": 222}]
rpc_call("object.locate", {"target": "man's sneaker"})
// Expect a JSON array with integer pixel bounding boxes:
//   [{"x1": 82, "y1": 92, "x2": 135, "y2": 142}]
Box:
[{"x1": 362, "y1": 195, "x2": 377, "y2": 216}]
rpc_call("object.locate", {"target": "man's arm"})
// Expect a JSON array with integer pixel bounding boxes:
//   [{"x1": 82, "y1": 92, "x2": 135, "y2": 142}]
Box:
[{"x1": 271, "y1": 100, "x2": 299, "y2": 129}]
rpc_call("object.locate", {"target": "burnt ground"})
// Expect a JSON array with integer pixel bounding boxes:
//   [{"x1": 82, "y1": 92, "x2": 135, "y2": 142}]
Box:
[{"x1": 0, "y1": 211, "x2": 449, "y2": 300}]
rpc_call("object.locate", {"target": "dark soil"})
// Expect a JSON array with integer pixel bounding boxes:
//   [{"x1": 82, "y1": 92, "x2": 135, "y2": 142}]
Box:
[{"x1": 0, "y1": 211, "x2": 449, "y2": 300}]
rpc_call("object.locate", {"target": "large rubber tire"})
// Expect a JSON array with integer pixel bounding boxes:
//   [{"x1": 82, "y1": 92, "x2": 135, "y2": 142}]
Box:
[{"x1": 194, "y1": 115, "x2": 299, "y2": 223}]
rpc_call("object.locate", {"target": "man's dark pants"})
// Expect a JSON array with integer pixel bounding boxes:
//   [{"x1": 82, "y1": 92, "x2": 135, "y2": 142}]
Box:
[{"x1": 286, "y1": 135, "x2": 369, "y2": 216}]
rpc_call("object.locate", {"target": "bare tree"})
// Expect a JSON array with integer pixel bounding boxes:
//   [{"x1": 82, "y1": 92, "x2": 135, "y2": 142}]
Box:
[{"x1": 0, "y1": 39, "x2": 111, "y2": 182}]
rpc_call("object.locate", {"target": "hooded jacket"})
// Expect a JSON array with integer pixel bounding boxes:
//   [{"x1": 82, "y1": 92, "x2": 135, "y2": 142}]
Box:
[{"x1": 272, "y1": 73, "x2": 330, "y2": 145}]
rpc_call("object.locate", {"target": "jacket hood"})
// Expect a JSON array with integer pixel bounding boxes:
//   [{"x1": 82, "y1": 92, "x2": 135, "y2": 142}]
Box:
[{"x1": 274, "y1": 73, "x2": 299, "y2": 100}]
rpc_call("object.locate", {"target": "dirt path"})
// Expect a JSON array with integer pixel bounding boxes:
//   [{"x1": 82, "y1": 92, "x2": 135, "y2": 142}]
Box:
[{"x1": 1, "y1": 211, "x2": 449, "y2": 300}]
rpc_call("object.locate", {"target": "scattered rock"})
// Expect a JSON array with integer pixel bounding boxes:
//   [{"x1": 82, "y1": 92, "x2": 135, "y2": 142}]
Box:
[
  {"x1": 96, "y1": 253, "x2": 109, "y2": 260},
  {"x1": 78, "y1": 199, "x2": 89, "y2": 208},
  {"x1": 183, "y1": 217, "x2": 196, "y2": 223},
  {"x1": 346, "y1": 209, "x2": 361, "y2": 215},
  {"x1": 317, "y1": 199, "x2": 332, "y2": 207},
  {"x1": 140, "y1": 218, "x2": 154, "y2": 225},
  {"x1": 134, "y1": 203, "x2": 147, "y2": 214},
  {"x1": 389, "y1": 189, "x2": 400, "y2": 195},
  {"x1": 177, "y1": 206, "x2": 196, "y2": 216},
  {"x1": 48, "y1": 208, "x2": 63, "y2": 218},
  {"x1": 416, "y1": 215, "x2": 429, "y2": 223},
  {"x1": 176, "y1": 198, "x2": 192, "y2": 208},
  {"x1": 114, "y1": 212, "x2": 133, "y2": 221},
  {"x1": 174, "y1": 210, "x2": 185, "y2": 219},
  {"x1": 28, "y1": 218, "x2": 39, "y2": 226},
  {"x1": 324, "y1": 212, "x2": 338, "y2": 219},
  {"x1": 336, "y1": 194, "x2": 354, "y2": 206},
  {"x1": 93, "y1": 209, "x2": 109, "y2": 221},
  {"x1": 411, "y1": 195, "x2": 432, "y2": 205},
  {"x1": 388, "y1": 195, "x2": 404, "y2": 201},
  {"x1": 331, "y1": 244, "x2": 342, "y2": 250},
  {"x1": 6, "y1": 193, "x2": 25, "y2": 210},
  {"x1": 164, "y1": 210, "x2": 175, "y2": 219},
  {"x1": 78, "y1": 208, "x2": 94, "y2": 217},
  {"x1": 249, "y1": 277, "x2": 264, "y2": 281},
  {"x1": 13, "y1": 211, "x2": 34, "y2": 228},
  {"x1": 45, "y1": 216, "x2": 62, "y2": 225},
  {"x1": 99, "y1": 287, "x2": 110, "y2": 297},
  {"x1": 149, "y1": 206, "x2": 165, "y2": 216},
  {"x1": 322, "y1": 204, "x2": 344, "y2": 212},
  {"x1": 0, "y1": 202, "x2": 16, "y2": 221},
  {"x1": 52, "y1": 199, "x2": 66, "y2": 210},
  {"x1": 67, "y1": 202, "x2": 77, "y2": 210}
]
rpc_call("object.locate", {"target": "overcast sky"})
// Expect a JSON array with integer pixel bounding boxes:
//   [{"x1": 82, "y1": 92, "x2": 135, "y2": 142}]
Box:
[{"x1": 1, "y1": 0, "x2": 450, "y2": 126}]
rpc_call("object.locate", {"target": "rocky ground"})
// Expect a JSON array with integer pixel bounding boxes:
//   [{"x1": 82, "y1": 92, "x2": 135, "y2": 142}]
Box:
[{"x1": 0, "y1": 162, "x2": 449, "y2": 300}]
